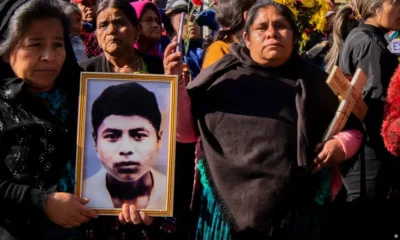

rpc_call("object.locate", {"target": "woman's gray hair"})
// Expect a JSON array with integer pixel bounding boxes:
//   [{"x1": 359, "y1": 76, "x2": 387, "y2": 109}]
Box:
[
  {"x1": 95, "y1": 0, "x2": 139, "y2": 29},
  {"x1": 0, "y1": 0, "x2": 70, "y2": 58}
]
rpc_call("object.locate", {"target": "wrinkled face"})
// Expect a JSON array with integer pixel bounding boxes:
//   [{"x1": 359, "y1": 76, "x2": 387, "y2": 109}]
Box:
[
  {"x1": 139, "y1": 8, "x2": 161, "y2": 42},
  {"x1": 3, "y1": 18, "x2": 66, "y2": 93},
  {"x1": 171, "y1": 12, "x2": 201, "y2": 40},
  {"x1": 95, "y1": 115, "x2": 161, "y2": 182},
  {"x1": 96, "y1": 8, "x2": 139, "y2": 56},
  {"x1": 76, "y1": 0, "x2": 97, "y2": 23},
  {"x1": 70, "y1": 12, "x2": 83, "y2": 36},
  {"x1": 375, "y1": 0, "x2": 400, "y2": 31},
  {"x1": 244, "y1": 6, "x2": 294, "y2": 67}
]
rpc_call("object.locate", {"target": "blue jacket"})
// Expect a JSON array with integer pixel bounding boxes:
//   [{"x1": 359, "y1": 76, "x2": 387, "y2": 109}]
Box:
[{"x1": 160, "y1": 36, "x2": 204, "y2": 79}]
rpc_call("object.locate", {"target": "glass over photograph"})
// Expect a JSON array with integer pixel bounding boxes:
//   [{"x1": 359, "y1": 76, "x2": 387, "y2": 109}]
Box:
[{"x1": 75, "y1": 73, "x2": 177, "y2": 216}]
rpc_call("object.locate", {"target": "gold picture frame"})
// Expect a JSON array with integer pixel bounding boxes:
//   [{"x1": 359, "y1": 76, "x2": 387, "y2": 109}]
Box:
[{"x1": 75, "y1": 72, "x2": 177, "y2": 216}]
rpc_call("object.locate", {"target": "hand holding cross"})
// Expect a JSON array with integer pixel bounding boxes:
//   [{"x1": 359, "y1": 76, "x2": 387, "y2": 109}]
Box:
[{"x1": 323, "y1": 66, "x2": 368, "y2": 141}]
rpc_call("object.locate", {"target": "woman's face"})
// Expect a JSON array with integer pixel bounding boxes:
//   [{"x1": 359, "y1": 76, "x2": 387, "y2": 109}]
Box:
[
  {"x1": 244, "y1": 6, "x2": 294, "y2": 67},
  {"x1": 96, "y1": 8, "x2": 139, "y2": 56},
  {"x1": 3, "y1": 18, "x2": 66, "y2": 92},
  {"x1": 76, "y1": 0, "x2": 97, "y2": 23},
  {"x1": 375, "y1": 0, "x2": 400, "y2": 31},
  {"x1": 139, "y1": 8, "x2": 161, "y2": 43}
]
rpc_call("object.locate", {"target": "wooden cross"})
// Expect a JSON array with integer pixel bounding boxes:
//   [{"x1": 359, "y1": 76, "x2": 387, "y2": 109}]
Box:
[{"x1": 323, "y1": 66, "x2": 368, "y2": 141}]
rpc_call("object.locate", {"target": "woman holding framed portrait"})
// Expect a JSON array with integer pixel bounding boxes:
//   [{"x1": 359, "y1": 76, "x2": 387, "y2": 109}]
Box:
[
  {"x1": 0, "y1": 0, "x2": 189, "y2": 239},
  {"x1": 78, "y1": 0, "x2": 197, "y2": 239}
]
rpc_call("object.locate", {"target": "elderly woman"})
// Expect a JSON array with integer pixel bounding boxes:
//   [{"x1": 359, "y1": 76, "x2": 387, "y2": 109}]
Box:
[
  {"x1": 0, "y1": 0, "x2": 98, "y2": 239},
  {"x1": 80, "y1": 0, "x2": 196, "y2": 238},
  {"x1": 184, "y1": 1, "x2": 363, "y2": 239}
]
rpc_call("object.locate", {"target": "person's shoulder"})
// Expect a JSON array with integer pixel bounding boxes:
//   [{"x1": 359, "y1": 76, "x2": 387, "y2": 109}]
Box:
[
  {"x1": 344, "y1": 26, "x2": 380, "y2": 53},
  {"x1": 79, "y1": 55, "x2": 104, "y2": 72},
  {"x1": 202, "y1": 40, "x2": 232, "y2": 69},
  {"x1": 207, "y1": 40, "x2": 230, "y2": 54}
]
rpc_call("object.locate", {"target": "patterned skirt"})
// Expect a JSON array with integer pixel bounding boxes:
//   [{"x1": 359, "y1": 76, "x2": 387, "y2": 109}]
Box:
[
  {"x1": 195, "y1": 158, "x2": 231, "y2": 240},
  {"x1": 194, "y1": 159, "x2": 334, "y2": 240}
]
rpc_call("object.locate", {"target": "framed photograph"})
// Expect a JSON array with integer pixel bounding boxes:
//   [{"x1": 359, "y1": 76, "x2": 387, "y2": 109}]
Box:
[{"x1": 75, "y1": 72, "x2": 177, "y2": 216}]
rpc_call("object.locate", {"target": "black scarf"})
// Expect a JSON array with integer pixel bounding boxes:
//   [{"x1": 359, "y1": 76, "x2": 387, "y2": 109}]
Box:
[{"x1": 188, "y1": 43, "x2": 361, "y2": 235}]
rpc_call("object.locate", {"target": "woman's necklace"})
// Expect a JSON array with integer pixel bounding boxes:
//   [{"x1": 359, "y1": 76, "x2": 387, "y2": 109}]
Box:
[{"x1": 112, "y1": 54, "x2": 143, "y2": 73}]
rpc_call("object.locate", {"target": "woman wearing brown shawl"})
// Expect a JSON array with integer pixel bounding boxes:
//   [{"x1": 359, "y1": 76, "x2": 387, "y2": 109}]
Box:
[{"x1": 184, "y1": 1, "x2": 363, "y2": 239}]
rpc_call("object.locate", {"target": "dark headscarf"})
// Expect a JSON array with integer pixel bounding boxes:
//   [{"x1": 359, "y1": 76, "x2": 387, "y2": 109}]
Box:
[
  {"x1": 0, "y1": 0, "x2": 28, "y2": 38},
  {"x1": 0, "y1": 0, "x2": 29, "y2": 77}
]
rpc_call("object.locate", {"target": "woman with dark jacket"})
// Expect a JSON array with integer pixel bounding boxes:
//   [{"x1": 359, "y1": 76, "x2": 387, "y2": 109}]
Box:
[{"x1": 0, "y1": 0, "x2": 98, "y2": 239}]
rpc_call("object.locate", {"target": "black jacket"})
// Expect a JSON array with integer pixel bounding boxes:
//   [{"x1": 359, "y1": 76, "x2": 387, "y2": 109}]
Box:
[{"x1": 338, "y1": 23, "x2": 399, "y2": 200}]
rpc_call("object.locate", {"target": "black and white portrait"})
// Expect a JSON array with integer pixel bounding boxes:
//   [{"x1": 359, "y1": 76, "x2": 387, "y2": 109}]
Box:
[{"x1": 76, "y1": 73, "x2": 177, "y2": 216}]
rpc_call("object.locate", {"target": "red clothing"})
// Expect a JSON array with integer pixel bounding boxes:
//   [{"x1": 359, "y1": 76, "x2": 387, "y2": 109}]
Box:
[
  {"x1": 382, "y1": 64, "x2": 400, "y2": 156},
  {"x1": 79, "y1": 25, "x2": 101, "y2": 58}
]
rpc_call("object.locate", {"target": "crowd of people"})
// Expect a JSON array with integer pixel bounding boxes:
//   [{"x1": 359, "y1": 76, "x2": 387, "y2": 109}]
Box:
[{"x1": 1, "y1": 0, "x2": 400, "y2": 239}]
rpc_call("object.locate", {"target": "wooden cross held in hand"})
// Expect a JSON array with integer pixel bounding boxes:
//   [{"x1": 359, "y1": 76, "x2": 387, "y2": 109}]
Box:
[{"x1": 323, "y1": 66, "x2": 368, "y2": 141}]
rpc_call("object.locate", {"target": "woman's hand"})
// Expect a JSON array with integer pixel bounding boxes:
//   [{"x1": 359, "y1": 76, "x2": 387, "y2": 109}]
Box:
[
  {"x1": 118, "y1": 203, "x2": 154, "y2": 225},
  {"x1": 44, "y1": 192, "x2": 98, "y2": 228},
  {"x1": 163, "y1": 37, "x2": 184, "y2": 80},
  {"x1": 311, "y1": 138, "x2": 345, "y2": 173}
]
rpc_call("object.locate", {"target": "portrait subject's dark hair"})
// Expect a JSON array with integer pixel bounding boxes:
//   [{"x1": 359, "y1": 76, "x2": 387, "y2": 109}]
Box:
[
  {"x1": 95, "y1": 0, "x2": 139, "y2": 29},
  {"x1": 243, "y1": 0, "x2": 299, "y2": 50},
  {"x1": 91, "y1": 82, "x2": 162, "y2": 139},
  {"x1": 214, "y1": 0, "x2": 258, "y2": 41}
]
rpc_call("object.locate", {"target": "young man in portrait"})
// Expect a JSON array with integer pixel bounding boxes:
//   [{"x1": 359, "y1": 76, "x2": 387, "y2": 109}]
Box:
[{"x1": 83, "y1": 82, "x2": 167, "y2": 210}]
